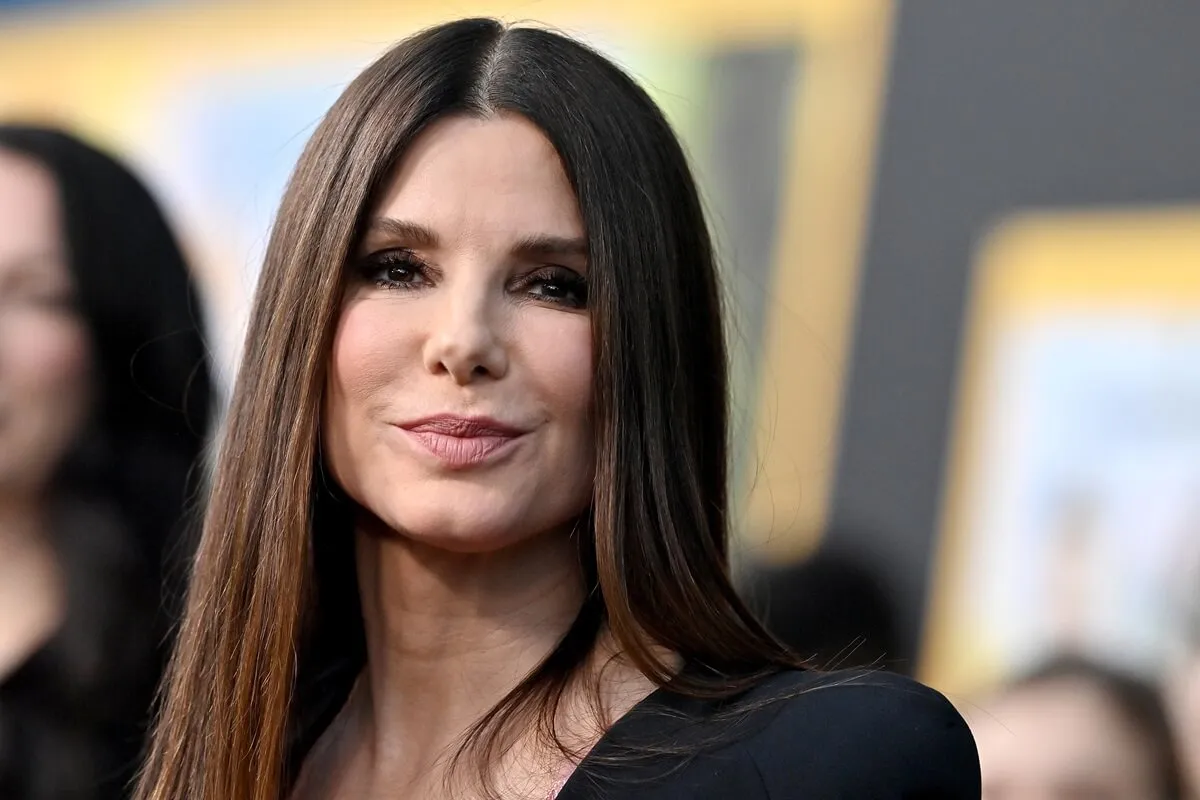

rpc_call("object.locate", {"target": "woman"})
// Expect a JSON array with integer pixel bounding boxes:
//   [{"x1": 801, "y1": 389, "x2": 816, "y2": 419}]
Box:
[
  {"x1": 974, "y1": 654, "x2": 1186, "y2": 800},
  {"x1": 137, "y1": 18, "x2": 979, "y2": 800},
  {"x1": 0, "y1": 126, "x2": 212, "y2": 798}
]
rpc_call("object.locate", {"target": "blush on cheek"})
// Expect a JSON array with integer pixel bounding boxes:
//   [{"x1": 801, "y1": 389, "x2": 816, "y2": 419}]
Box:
[
  {"x1": 529, "y1": 316, "x2": 593, "y2": 412},
  {"x1": 525, "y1": 314, "x2": 595, "y2": 503},
  {"x1": 323, "y1": 297, "x2": 422, "y2": 496},
  {"x1": 329, "y1": 298, "x2": 417, "y2": 403}
]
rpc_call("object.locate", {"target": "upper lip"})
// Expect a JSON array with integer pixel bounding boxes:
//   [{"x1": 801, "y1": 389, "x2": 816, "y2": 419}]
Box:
[{"x1": 395, "y1": 414, "x2": 527, "y2": 437}]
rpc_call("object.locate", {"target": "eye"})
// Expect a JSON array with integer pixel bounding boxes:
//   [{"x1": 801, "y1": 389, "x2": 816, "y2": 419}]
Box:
[
  {"x1": 518, "y1": 267, "x2": 588, "y2": 309},
  {"x1": 357, "y1": 249, "x2": 430, "y2": 290}
]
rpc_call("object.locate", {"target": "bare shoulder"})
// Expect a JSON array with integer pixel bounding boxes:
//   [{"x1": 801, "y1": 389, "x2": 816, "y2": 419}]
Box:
[{"x1": 740, "y1": 669, "x2": 981, "y2": 798}]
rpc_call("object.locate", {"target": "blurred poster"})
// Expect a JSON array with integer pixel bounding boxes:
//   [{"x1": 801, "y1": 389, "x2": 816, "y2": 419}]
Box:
[{"x1": 923, "y1": 208, "x2": 1200, "y2": 697}]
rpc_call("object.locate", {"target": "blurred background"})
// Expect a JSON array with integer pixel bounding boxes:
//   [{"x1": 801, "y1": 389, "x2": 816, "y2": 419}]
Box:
[{"x1": 2, "y1": 0, "x2": 1199, "y2": 797}]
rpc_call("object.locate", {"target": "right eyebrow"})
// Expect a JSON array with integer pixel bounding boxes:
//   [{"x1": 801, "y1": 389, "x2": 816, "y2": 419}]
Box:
[{"x1": 363, "y1": 218, "x2": 440, "y2": 248}]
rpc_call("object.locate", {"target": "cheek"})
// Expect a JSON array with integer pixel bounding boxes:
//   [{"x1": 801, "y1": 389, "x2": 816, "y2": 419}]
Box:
[
  {"x1": 0, "y1": 311, "x2": 91, "y2": 481},
  {"x1": 323, "y1": 299, "x2": 418, "y2": 479},
  {"x1": 522, "y1": 313, "x2": 593, "y2": 433},
  {"x1": 4, "y1": 312, "x2": 90, "y2": 412},
  {"x1": 328, "y1": 299, "x2": 412, "y2": 407}
]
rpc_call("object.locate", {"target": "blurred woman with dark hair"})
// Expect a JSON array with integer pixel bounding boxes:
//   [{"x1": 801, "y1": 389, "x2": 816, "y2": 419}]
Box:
[
  {"x1": 0, "y1": 125, "x2": 212, "y2": 799},
  {"x1": 975, "y1": 654, "x2": 1187, "y2": 800}
]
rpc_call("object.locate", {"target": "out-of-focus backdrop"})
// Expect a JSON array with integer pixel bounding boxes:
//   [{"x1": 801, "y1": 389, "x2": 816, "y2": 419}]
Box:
[{"x1": 3, "y1": 0, "x2": 1199, "y2": 793}]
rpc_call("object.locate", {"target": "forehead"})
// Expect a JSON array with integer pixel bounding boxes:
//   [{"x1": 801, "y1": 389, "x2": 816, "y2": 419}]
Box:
[
  {"x1": 371, "y1": 113, "x2": 583, "y2": 242},
  {"x1": 0, "y1": 150, "x2": 64, "y2": 270}
]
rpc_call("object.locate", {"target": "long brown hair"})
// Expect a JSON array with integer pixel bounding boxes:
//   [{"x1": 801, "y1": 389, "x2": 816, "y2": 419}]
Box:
[{"x1": 136, "y1": 18, "x2": 796, "y2": 800}]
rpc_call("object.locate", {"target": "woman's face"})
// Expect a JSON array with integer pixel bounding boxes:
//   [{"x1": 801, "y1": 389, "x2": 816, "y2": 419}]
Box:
[
  {"x1": 322, "y1": 114, "x2": 594, "y2": 552},
  {"x1": 976, "y1": 679, "x2": 1163, "y2": 800},
  {"x1": 0, "y1": 149, "x2": 91, "y2": 497}
]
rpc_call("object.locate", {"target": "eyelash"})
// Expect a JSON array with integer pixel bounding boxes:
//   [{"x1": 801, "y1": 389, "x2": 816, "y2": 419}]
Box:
[{"x1": 356, "y1": 249, "x2": 589, "y2": 309}]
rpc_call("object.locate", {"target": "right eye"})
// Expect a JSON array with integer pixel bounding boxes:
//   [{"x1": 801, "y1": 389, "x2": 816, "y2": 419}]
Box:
[{"x1": 358, "y1": 249, "x2": 430, "y2": 290}]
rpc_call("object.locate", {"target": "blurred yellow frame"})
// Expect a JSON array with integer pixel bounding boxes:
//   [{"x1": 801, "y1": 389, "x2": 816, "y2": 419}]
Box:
[{"x1": 921, "y1": 206, "x2": 1200, "y2": 697}]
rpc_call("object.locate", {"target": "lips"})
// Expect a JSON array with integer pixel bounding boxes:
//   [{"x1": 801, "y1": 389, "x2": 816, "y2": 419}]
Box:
[
  {"x1": 400, "y1": 415, "x2": 524, "y2": 438},
  {"x1": 395, "y1": 414, "x2": 526, "y2": 468}
]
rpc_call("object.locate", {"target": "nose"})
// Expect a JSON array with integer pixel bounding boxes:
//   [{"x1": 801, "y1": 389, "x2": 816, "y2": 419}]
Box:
[{"x1": 421, "y1": 279, "x2": 508, "y2": 384}]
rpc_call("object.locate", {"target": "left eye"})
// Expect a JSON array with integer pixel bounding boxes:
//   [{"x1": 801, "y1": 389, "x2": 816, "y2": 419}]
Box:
[
  {"x1": 383, "y1": 264, "x2": 420, "y2": 284},
  {"x1": 530, "y1": 279, "x2": 570, "y2": 299}
]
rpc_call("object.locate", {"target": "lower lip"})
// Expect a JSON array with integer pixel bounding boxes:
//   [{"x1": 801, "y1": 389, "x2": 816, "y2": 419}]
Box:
[{"x1": 398, "y1": 428, "x2": 522, "y2": 469}]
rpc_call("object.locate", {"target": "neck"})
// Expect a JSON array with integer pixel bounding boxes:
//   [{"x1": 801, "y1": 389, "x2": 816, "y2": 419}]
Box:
[{"x1": 353, "y1": 517, "x2": 585, "y2": 765}]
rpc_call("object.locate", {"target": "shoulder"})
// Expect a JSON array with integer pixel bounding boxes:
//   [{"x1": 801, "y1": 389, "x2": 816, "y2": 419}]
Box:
[{"x1": 738, "y1": 669, "x2": 981, "y2": 798}]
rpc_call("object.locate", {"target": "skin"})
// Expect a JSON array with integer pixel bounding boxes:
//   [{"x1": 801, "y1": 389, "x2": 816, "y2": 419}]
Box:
[
  {"x1": 974, "y1": 678, "x2": 1164, "y2": 800},
  {"x1": 1168, "y1": 654, "x2": 1200, "y2": 799},
  {"x1": 0, "y1": 149, "x2": 88, "y2": 680},
  {"x1": 0, "y1": 149, "x2": 90, "y2": 496},
  {"x1": 303, "y1": 114, "x2": 656, "y2": 800}
]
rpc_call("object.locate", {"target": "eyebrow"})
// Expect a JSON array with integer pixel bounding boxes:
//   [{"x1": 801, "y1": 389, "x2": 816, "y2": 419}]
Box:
[
  {"x1": 365, "y1": 218, "x2": 439, "y2": 248},
  {"x1": 511, "y1": 233, "x2": 588, "y2": 261},
  {"x1": 365, "y1": 217, "x2": 588, "y2": 261}
]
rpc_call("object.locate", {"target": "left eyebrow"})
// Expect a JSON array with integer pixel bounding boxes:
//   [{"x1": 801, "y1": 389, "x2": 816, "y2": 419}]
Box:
[{"x1": 511, "y1": 234, "x2": 588, "y2": 262}]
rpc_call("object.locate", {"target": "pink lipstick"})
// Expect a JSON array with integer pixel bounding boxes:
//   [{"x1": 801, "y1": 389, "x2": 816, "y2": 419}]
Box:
[{"x1": 395, "y1": 414, "x2": 526, "y2": 469}]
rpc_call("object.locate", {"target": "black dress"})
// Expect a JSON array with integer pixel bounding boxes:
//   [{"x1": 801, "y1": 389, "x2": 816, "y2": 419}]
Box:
[
  {"x1": 0, "y1": 505, "x2": 162, "y2": 800},
  {"x1": 555, "y1": 669, "x2": 980, "y2": 799}
]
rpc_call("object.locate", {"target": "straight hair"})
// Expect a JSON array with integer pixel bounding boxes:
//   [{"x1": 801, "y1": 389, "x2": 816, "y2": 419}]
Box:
[{"x1": 137, "y1": 18, "x2": 796, "y2": 800}]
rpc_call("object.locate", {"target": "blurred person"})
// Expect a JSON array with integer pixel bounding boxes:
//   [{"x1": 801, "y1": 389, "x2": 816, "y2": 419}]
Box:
[
  {"x1": 1171, "y1": 648, "x2": 1200, "y2": 800},
  {"x1": 0, "y1": 126, "x2": 212, "y2": 799},
  {"x1": 136, "y1": 18, "x2": 979, "y2": 800},
  {"x1": 1171, "y1": 650, "x2": 1200, "y2": 800},
  {"x1": 742, "y1": 545, "x2": 903, "y2": 673},
  {"x1": 974, "y1": 654, "x2": 1185, "y2": 800},
  {"x1": 1167, "y1": 603, "x2": 1200, "y2": 799}
]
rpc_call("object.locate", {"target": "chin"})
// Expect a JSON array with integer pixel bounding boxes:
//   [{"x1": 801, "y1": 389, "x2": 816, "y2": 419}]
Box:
[
  {"x1": 342, "y1": 464, "x2": 591, "y2": 554},
  {"x1": 370, "y1": 491, "x2": 554, "y2": 554},
  {"x1": 393, "y1": 516, "x2": 556, "y2": 554}
]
